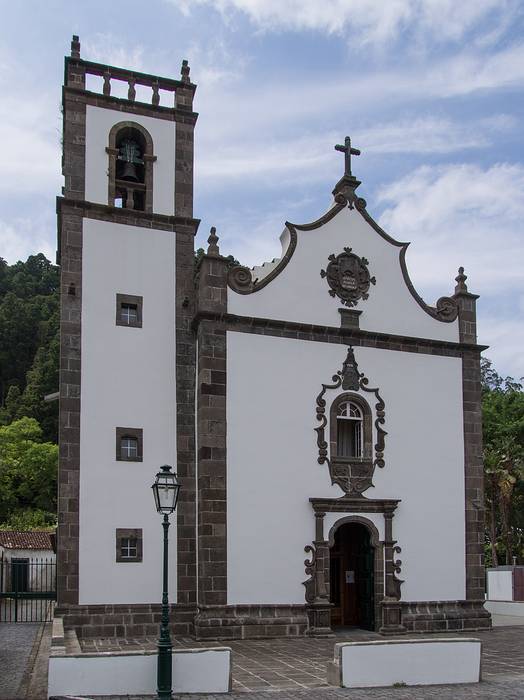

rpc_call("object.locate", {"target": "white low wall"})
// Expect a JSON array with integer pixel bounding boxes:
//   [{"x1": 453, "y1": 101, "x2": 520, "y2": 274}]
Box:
[
  {"x1": 485, "y1": 600, "x2": 524, "y2": 617},
  {"x1": 328, "y1": 638, "x2": 481, "y2": 689},
  {"x1": 48, "y1": 647, "x2": 232, "y2": 697},
  {"x1": 487, "y1": 569, "x2": 513, "y2": 601}
]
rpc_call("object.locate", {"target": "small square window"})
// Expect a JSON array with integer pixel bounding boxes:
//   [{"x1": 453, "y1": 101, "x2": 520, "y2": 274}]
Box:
[
  {"x1": 116, "y1": 528, "x2": 142, "y2": 562},
  {"x1": 116, "y1": 294, "x2": 142, "y2": 328},
  {"x1": 116, "y1": 427, "x2": 143, "y2": 462}
]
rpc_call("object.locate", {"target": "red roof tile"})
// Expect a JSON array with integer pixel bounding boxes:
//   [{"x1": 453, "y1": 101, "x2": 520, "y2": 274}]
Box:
[{"x1": 0, "y1": 531, "x2": 55, "y2": 550}]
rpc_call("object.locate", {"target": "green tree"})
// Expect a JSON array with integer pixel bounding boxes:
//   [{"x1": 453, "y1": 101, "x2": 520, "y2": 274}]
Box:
[
  {"x1": 482, "y1": 358, "x2": 524, "y2": 565},
  {"x1": 0, "y1": 417, "x2": 58, "y2": 527}
]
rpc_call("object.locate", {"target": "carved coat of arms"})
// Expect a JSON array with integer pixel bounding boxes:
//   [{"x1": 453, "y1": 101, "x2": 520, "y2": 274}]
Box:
[{"x1": 320, "y1": 247, "x2": 376, "y2": 307}]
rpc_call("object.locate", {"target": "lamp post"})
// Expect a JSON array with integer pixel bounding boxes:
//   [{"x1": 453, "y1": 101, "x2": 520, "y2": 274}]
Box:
[{"x1": 151, "y1": 464, "x2": 180, "y2": 700}]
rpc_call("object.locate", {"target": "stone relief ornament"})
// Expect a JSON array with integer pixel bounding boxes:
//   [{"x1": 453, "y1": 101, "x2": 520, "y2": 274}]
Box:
[
  {"x1": 315, "y1": 347, "x2": 387, "y2": 496},
  {"x1": 320, "y1": 247, "x2": 376, "y2": 308}
]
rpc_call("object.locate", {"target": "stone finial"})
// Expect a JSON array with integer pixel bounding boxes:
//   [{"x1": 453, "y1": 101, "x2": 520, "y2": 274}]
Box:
[
  {"x1": 455, "y1": 266, "x2": 468, "y2": 294},
  {"x1": 181, "y1": 59, "x2": 190, "y2": 83},
  {"x1": 71, "y1": 35, "x2": 81, "y2": 59},
  {"x1": 207, "y1": 226, "x2": 219, "y2": 256}
]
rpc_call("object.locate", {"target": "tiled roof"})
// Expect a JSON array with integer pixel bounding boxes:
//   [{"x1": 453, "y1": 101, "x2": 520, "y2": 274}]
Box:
[{"x1": 0, "y1": 530, "x2": 55, "y2": 550}]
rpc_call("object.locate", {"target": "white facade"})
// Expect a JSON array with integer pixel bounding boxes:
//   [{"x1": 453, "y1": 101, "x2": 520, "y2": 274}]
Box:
[
  {"x1": 226, "y1": 332, "x2": 465, "y2": 604},
  {"x1": 78, "y1": 219, "x2": 177, "y2": 604}
]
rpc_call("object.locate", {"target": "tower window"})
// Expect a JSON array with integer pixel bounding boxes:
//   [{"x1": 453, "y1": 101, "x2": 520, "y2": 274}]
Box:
[
  {"x1": 116, "y1": 294, "x2": 143, "y2": 328},
  {"x1": 107, "y1": 121, "x2": 156, "y2": 213},
  {"x1": 116, "y1": 427, "x2": 143, "y2": 462}
]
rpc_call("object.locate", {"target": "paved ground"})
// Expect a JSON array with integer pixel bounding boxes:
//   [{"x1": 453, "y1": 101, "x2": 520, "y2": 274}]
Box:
[
  {"x1": 79, "y1": 626, "x2": 524, "y2": 695},
  {"x1": 0, "y1": 623, "x2": 42, "y2": 699}
]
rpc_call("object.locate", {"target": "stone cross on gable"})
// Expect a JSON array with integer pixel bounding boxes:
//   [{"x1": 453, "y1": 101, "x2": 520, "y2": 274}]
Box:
[{"x1": 335, "y1": 136, "x2": 361, "y2": 178}]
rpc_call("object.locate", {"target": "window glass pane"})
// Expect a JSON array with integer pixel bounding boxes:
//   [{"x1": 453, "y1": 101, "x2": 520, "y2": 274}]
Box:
[
  {"x1": 121, "y1": 436, "x2": 138, "y2": 458},
  {"x1": 121, "y1": 537, "x2": 137, "y2": 558},
  {"x1": 337, "y1": 417, "x2": 363, "y2": 457},
  {"x1": 120, "y1": 303, "x2": 138, "y2": 324}
]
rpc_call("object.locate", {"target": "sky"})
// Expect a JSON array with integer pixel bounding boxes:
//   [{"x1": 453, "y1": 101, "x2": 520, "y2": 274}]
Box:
[{"x1": 0, "y1": 0, "x2": 523, "y2": 378}]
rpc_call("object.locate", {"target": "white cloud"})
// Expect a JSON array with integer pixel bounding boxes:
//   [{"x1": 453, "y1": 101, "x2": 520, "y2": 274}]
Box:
[
  {"x1": 0, "y1": 215, "x2": 55, "y2": 265},
  {"x1": 480, "y1": 315, "x2": 524, "y2": 380},
  {"x1": 174, "y1": 0, "x2": 518, "y2": 48},
  {"x1": 196, "y1": 114, "x2": 515, "y2": 186},
  {"x1": 376, "y1": 162, "x2": 524, "y2": 299}
]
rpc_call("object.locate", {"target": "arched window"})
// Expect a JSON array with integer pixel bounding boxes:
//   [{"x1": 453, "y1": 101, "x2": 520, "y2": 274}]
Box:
[
  {"x1": 330, "y1": 393, "x2": 372, "y2": 462},
  {"x1": 106, "y1": 122, "x2": 156, "y2": 213},
  {"x1": 336, "y1": 401, "x2": 363, "y2": 458}
]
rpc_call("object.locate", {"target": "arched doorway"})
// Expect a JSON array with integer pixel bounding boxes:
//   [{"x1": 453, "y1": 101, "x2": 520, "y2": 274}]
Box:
[{"x1": 329, "y1": 522, "x2": 375, "y2": 629}]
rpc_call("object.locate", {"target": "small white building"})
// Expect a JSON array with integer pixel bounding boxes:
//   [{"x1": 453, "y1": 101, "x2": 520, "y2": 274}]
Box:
[
  {"x1": 56, "y1": 36, "x2": 491, "y2": 640},
  {"x1": 0, "y1": 531, "x2": 56, "y2": 593}
]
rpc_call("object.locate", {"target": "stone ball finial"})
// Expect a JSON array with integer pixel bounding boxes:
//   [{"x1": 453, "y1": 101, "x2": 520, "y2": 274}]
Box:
[
  {"x1": 455, "y1": 266, "x2": 468, "y2": 294},
  {"x1": 181, "y1": 59, "x2": 190, "y2": 83},
  {"x1": 71, "y1": 35, "x2": 81, "y2": 59},
  {"x1": 207, "y1": 226, "x2": 219, "y2": 256}
]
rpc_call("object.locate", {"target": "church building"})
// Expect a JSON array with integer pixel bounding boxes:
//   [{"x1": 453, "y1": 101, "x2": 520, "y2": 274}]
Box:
[{"x1": 56, "y1": 36, "x2": 491, "y2": 639}]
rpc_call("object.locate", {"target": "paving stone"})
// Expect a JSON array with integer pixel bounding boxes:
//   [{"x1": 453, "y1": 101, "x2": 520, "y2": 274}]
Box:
[{"x1": 73, "y1": 626, "x2": 524, "y2": 697}]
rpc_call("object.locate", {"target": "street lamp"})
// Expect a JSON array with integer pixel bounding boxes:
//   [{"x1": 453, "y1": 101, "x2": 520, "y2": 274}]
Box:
[{"x1": 151, "y1": 464, "x2": 180, "y2": 700}]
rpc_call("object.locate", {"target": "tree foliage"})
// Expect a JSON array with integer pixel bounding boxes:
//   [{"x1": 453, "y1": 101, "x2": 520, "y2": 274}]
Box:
[
  {"x1": 0, "y1": 254, "x2": 59, "y2": 442},
  {"x1": 0, "y1": 417, "x2": 58, "y2": 527},
  {"x1": 481, "y1": 358, "x2": 524, "y2": 566}
]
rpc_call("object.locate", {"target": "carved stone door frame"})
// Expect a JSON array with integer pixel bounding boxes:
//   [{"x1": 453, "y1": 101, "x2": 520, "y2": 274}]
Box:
[{"x1": 303, "y1": 497, "x2": 405, "y2": 635}]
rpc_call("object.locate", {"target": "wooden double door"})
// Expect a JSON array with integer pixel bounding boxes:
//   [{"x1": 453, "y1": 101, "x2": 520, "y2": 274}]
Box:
[{"x1": 330, "y1": 522, "x2": 374, "y2": 630}]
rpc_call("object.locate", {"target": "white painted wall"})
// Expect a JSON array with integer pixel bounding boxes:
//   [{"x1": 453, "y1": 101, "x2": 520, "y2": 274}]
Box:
[
  {"x1": 48, "y1": 648, "x2": 232, "y2": 696},
  {"x1": 487, "y1": 570, "x2": 514, "y2": 600},
  {"x1": 79, "y1": 218, "x2": 176, "y2": 604},
  {"x1": 332, "y1": 639, "x2": 481, "y2": 688},
  {"x1": 0, "y1": 549, "x2": 55, "y2": 592},
  {"x1": 228, "y1": 205, "x2": 459, "y2": 342},
  {"x1": 85, "y1": 105, "x2": 176, "y2": 215},
  {"x1": 227, "y1": 332, "x2": 465, "y2": 605}
]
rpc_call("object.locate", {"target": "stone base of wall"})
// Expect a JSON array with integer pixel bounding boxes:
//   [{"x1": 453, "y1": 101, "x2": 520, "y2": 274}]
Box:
[
  {"x1": 58, "y1": 599, "x2": 490, "y2": 639},
  {"x1": 57, "y1": 603, "x2": 196, "y2": 639},
  {"x1": 194, "y1": 605, "x2": 309, "y2": 640},
  {"x1": 400, "y1": 600, "x2": 491, "y2": 633}
]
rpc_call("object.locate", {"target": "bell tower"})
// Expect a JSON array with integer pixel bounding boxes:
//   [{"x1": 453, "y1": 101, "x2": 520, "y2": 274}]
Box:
[{"x1": 57, "y1": 35, "x2": 199, "y2": 633}]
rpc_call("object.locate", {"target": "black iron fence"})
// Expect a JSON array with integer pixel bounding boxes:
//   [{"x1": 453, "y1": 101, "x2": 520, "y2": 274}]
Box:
[{"x1": 0, "y1": 556, "x2": 56, "y2": 622}]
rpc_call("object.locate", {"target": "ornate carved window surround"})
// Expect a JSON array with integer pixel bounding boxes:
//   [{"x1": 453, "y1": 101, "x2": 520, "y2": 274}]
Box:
[
  {"x1": 329, "y1": 392, "x2": 373, "y2": 493},
  {"x1": 106, "y1": 121, "x2": 157, "y2": 213}
]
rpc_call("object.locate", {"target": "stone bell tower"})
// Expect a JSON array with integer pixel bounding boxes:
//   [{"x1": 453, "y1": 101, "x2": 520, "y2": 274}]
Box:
[{"x1": 57, "y1": 35, "x2": 199, "y2": 635}]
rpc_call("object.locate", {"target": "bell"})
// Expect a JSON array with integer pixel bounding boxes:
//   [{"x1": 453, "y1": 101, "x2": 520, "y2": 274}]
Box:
[{"x1": 120, "y1": 161, "x2": 139, "y2": 182}]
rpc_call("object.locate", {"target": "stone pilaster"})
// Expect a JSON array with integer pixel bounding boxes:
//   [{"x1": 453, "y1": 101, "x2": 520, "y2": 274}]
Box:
[
  {"x1": 175, "y1": 61, "x2": 196, "y2": 218},
  {"x1": 195, "y1": 233, "x2": 229, "y2": 613},
  {"x1": 453, "y1": 268, "x2": 487, "y2": 604}
]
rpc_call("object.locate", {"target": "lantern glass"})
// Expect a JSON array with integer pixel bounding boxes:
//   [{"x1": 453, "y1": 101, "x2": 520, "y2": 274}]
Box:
[{"x1": 152, "y1": 465, "x2": 180, "y2": 514}]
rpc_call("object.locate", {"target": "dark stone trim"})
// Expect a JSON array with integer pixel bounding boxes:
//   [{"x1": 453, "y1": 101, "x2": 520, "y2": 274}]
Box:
[
  {"x1": 310, "y1": 497, "x2": 400, "y2": 514},
  {"x1": 175, "y1": 227, "x2": 198, "y2": 614},
  {"x1": 115, "y1": 293, "x2": 143, "y2": 328},
  {"x1": 59, "y1": 602, "x2": 197, "y2": 638},
  {"x1": 193, "y1": 311, "x2": 488, "y2": 357},
  {"x1": 65, "y1": 56, "x2": 196, "y2": 93},
  {"x1": 461, "y1": 349, "x2": 486, "y2": 601},
  {"x1": 57, "y1": 197, "x2": 200, "y2": 235},
  {"x1": 400, "y1": 600, "x2": 491, "y2": 632},
  {"x1": 194, "y1": 605, "x2": 309, "y2": 640},
  {"x1": 56, "y1": 57, "x2": 87, "y2": 607},
  {"x1": 115, "y1": 528, "x2": 143, "y2": 562},
  {"x1": 63, "y1": 87, "x2": 198, "y2": 125},
  {"x1": 339, "y1": 308, "x2": 362, "y2": 329},
  {"x1": 115, "y1": 427, "x2": 143, "y2": 462}
]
